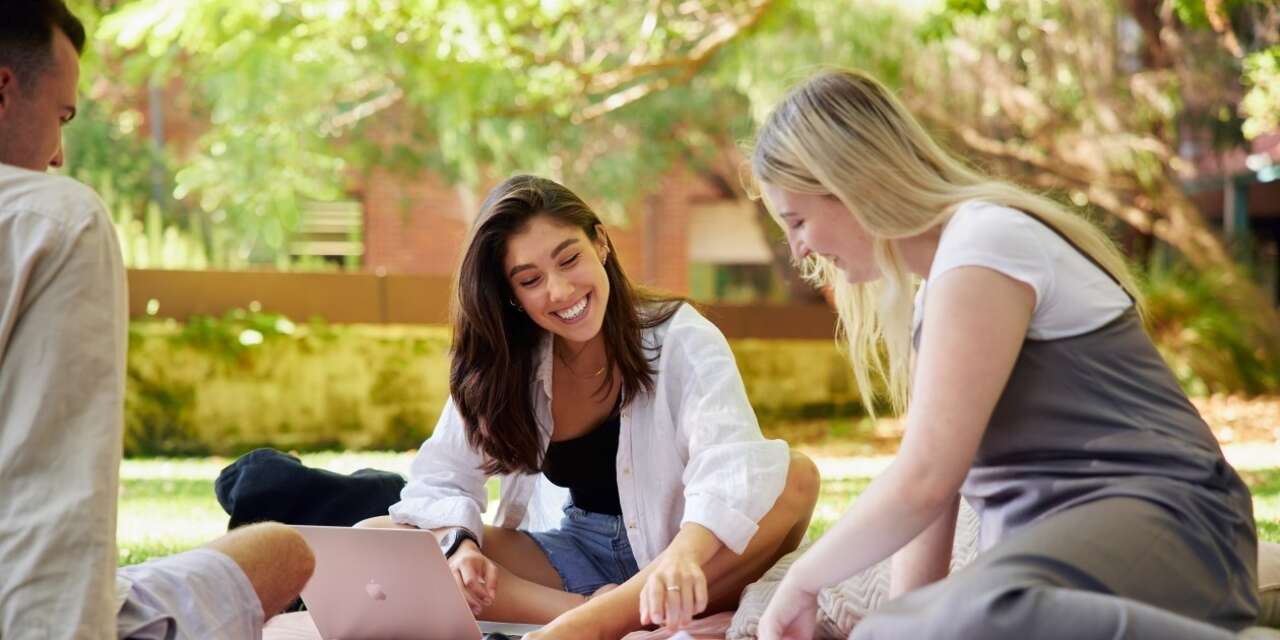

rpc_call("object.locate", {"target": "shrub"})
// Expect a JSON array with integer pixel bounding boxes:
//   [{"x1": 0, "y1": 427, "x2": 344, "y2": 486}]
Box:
[
  {"x1": 126, "y1": 311, "x2": 451, "y2": 456},
  {"x1": 1141, "y1": 263, "x2": 1280, "y2": 396},
  {"x1": 124, "y1": 311, "x2": 862, "y2": 455}
]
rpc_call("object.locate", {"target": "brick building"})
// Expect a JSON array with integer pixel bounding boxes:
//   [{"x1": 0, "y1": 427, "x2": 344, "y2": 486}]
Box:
[{"x1": 355, "y1": 164, "x2": 777, "y2": 299}]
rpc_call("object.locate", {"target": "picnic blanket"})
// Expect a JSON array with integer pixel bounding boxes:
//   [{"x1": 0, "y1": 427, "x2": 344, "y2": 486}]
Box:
[
  {"x1": 261, "y1": 610, "x2": 736, "y2": 639},
  {"x1": 260, "y1": 505, "x2": 1279, "y2": 639}
]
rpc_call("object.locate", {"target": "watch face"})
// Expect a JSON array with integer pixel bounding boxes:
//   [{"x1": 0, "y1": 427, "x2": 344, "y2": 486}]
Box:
[{"x1": 440, "y1": 530, "x2": 456, "y2": 552}]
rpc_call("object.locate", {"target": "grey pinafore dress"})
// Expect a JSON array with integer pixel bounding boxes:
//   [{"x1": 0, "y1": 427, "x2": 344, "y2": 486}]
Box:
[{"x1": 852, "y1": 216, "x2": 1259, "y2": 639}]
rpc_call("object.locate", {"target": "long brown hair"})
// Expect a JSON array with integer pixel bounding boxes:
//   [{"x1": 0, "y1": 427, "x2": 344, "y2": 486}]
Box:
[{"x1": 451, "y1": 175, "x2": 683, "y2": 475}]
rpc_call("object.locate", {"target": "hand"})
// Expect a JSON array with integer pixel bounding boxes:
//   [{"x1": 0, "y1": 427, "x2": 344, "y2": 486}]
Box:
[
  {"x1": 639, "y1": 548, "x2": 708, "y2": 631},
  {"x1": 448, "y1": 540, "x2": 497, "y2": 615},
  {"x1": 757, "y1": 576, "x2": 820, "y2": 640}
]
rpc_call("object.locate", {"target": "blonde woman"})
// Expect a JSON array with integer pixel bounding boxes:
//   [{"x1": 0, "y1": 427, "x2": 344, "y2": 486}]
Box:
[{"x1": 750, "y1": 70, "x2": 1258, "y2": 639}]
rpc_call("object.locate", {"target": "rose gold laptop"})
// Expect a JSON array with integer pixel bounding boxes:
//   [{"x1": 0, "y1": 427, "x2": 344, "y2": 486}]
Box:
[{"x1": 292, "y1": 525, "x2": 543, "y2": 640}]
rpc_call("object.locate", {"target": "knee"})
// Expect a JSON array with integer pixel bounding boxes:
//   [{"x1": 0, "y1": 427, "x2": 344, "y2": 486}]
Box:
[
  {"x1": 211, "y1": 522, "x2": 316, "y2": 616},
  {"x1": 354, "y1": 515, "x2": 395, "y2": 529},
  {"x1": 779, "y1": 451, "x2": 821, "y2": 514},
  {"x1": 258, "y1": 523, "x2": 316, "y2": 595},
  {"x1": 930, "y1": 578, "x2": 1046, "y2": 637}
]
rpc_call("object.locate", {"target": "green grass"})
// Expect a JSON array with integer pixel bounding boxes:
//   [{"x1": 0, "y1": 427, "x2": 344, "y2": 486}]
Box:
[
  {"x1": 116, "y1": 453, "x2": 485, "y2": 565},
  {"x1": 806, "y1": 477, "x2": 872, "y2": 539},
  {"x1": 1243, "y1": 468, "x2": 1280, "y2": 546},
  {"x1": 117, "y1": 477, "x2": 229, "y2": 566},
  {"x1": 117, "y1": 454, "x2": 1280, "y2": 567}
]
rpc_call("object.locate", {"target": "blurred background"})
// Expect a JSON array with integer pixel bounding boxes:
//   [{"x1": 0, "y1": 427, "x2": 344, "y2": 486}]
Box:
[{"x1": 53, "y1": 0, "x2": 1280, "y2": 560}]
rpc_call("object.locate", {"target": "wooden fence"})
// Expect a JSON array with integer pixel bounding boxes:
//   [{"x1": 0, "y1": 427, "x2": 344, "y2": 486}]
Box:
[{"x1": 127, "y1": 269, "x2": 839, "y2": 340}]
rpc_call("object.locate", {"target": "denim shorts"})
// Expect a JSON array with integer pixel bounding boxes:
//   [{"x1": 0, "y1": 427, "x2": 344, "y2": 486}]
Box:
[{"x1": 524, "y1": 503, "x2": 642, "y2": 596}]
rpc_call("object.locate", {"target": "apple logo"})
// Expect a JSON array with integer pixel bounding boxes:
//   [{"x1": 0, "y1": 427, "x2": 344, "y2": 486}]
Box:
[{"x1": 365, "y1": 579, "x2": 387, "y2": 602}]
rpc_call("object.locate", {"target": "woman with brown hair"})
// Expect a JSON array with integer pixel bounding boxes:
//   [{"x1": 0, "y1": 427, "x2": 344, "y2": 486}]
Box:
[{"x1": 361, "y1": 174, "x2": 819, "y2": 638}]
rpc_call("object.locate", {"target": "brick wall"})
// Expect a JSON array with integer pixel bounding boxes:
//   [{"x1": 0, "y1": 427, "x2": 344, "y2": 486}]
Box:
[
  {"x1": 360, "y1": 167, "x2": 471, "y2": 277},
  {"x1": 359, "y1": 165, "x2": 722, "y2": 297}
]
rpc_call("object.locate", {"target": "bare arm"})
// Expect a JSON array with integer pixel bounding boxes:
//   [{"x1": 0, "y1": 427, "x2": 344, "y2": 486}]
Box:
[
  {"x1": 661, "y1": 522, "x2": 723, "y2": 565},
  {"x1": 889, "y1": 493, "x2": 959, "y2": 598},
  {"x1": 637, "y1": 522, "x2": 722, "y2": 628},
  {"x1": 784, "y1": 266, "x2": 1033, "y2": 593}
]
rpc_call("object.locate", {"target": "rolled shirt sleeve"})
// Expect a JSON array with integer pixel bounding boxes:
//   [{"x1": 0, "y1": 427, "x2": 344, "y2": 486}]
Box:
[
  {"x1": 388, "y1": 397, "x2": 490, "y2": 544},
  {"x1": 667, "y1": 313, "x2": 790, "y2": 554}
]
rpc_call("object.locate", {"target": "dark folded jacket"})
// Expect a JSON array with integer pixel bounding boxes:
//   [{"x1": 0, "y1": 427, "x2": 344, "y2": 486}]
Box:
[{"x1": 215, "y1": 447, "x2": 406, "y2": 529}]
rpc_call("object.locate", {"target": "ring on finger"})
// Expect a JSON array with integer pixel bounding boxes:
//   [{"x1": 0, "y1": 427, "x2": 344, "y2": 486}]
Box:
[{"x1": 666, "y1": 585, "x2": 681, "y2": 592}]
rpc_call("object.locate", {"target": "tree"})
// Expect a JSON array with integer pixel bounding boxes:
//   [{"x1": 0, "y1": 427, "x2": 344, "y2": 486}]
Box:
[
  {"x1": 71, "y1": 0, "x2": 775, "y2": 262},
  {"x1": 70, "y1": 0, "x2": 1280, "y2": 333}
]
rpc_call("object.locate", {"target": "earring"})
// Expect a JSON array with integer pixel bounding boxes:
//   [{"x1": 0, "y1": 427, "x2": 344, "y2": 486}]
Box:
[{"x1": 509, "y1": 299, "x2": 524, "y2": 312}]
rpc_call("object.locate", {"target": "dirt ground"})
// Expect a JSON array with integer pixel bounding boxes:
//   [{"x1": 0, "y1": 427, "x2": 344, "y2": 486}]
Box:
[{"x1": 766, "y1": 394, "x2": 1280, "y2": 457}]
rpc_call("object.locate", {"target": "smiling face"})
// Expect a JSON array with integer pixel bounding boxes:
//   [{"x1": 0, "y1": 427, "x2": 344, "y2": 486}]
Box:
[
  {"x1": 762, "y1": 183, "x2": 881, "y2": 284},
  {"x1": 503, "y1": 215, "x2": 611, "y2": 346},
  {"x1": 0, "y1": 28, "x2": 79, "y2": 171}
]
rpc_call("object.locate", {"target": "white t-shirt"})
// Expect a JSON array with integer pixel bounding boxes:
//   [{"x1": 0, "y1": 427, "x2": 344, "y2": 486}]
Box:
[
  {"x1": 0, "y1": 164, "x2": 127, "y2": 639},
  {"x1": 913, "y1": 200, "x2": 1132, "y2": 340}
]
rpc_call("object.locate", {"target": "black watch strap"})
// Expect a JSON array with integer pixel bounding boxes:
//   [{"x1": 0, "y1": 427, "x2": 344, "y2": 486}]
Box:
[{"x1": 441, "y1": 527, "x2": 479, "y2": 559}]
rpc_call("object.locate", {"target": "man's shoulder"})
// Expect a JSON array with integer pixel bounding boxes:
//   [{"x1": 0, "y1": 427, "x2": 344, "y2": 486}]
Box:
[{"x1": 0, "y1": 165, "x2": 108, "y2": 230}]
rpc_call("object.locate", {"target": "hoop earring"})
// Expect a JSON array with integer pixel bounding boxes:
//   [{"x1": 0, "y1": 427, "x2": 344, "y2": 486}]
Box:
[{"x1": 509, "y1": 299, "x2": 523, "y2": 312}]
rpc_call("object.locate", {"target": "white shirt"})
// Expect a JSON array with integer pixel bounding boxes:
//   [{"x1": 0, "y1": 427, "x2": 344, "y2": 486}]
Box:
[
  {"x1": 0, "y1": 165, "x2": 128, "y2": 639},
  {"x1": 389, "y1": 304, "x2": 791, "y2": 565},
  {"x1": 914, "y1": 201, "x2": 1132, "y2": 339}
]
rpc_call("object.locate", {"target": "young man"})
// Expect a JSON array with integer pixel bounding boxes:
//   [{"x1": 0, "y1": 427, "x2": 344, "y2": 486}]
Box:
[{"x1": 0, "y1": 2, "x2": 315, "y2": 638}]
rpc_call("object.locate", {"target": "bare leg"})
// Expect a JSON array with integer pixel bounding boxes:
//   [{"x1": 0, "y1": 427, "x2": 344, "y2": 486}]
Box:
[
  {"x1": 354, "y1": 516, "x2": 586, "y2": 623},
  {"x1": 532, "y1": 451, "x2": 822, "y2": 639},
  {"x1": 701, "y1": 450, "x2": 819, "y2": 613},
  {"x1": 204, "y1": 522, "x2": 316, "y2": 621}
]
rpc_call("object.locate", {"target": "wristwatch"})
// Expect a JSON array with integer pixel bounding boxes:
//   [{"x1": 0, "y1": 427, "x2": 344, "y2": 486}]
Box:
[{"x1": 439, "y1": 527, "x2": 479, "y2": 559}]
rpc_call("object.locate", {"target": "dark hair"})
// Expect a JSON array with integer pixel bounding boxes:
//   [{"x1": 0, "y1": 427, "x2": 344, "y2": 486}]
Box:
[
  {"x1": 451, "y1": 175, "x2": 684, "y2": 475},
  {"x1": 0, "y1": 0, "x2": 86, "y2": 87}
]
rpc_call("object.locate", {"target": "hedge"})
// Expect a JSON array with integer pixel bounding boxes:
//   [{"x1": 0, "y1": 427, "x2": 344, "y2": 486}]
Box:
[{"x1": 124, "y1": 311, "x2": 860, "y2": 456}]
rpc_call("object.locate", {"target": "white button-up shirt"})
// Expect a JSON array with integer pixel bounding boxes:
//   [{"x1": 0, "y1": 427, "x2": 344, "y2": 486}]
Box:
[
  {"x1": 0, "y1": 164, "x2": 127, "y2": 639},
  {"x1": 389, "y1": 304, "x2": 790, "y2": 566}
]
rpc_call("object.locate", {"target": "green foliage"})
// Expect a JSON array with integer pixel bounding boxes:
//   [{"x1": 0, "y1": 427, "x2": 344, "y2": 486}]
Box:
[
  {"x1": 122, "y1": 291, "x2": 1278, "y2": 456},
  {"x1": 62, "y1": 0, "x2": 934, "y2": 255},
  {"x1": 171, "y1": 308, "x2": 300, "y2": 360},
  {"x1": 1142, "y1": 263, "x2": 1280, "y2": 395},
  {"x1": 67, "y1": 0, "x2": 1278, "y2": 293},
  {"x1": 75, "y1": 0, "x2": 785, "y2": 248},
  {"x1": 122, "y1": 311, "x2": 870, "y2": 454},
  {"x1": 126, "y1": 312, "x2": 453, "y2": 455},
  {"x1": 731, "y1": 338, "x2": 867, "y2": 421},
  {"x1": 1243, "y1": 46, "x2": 1280, "y2": 139},
  {"x1": 60, "y1": 98, "x2": 215, "y2": 269}
]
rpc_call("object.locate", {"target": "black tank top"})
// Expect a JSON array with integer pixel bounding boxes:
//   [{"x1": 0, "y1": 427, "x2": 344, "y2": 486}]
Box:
[{"x1": 541, "y1": 402, "x2": 623, "y2": 516}]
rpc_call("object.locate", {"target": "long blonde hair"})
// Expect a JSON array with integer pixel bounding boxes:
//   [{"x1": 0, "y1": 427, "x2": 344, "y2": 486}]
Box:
[{"x1": 750, "y1": 69, "x2": 1142, "y2": 418}]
